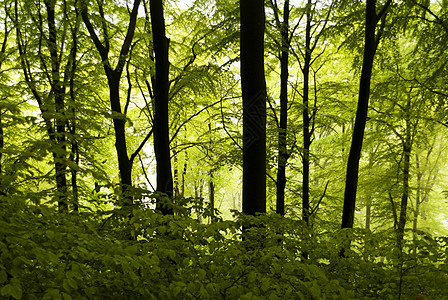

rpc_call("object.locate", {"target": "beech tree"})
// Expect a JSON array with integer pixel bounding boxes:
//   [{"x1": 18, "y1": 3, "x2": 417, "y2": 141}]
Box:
[
  {"x1": 240, "y1": 0, "x2": 267, "y2": 215},
  {"x1": 81, "y1": 0, "x2": 141, "y2": 206},
  {"x1": 13, "y1": 0, "x2": 82, "y2": 212},
  {"x1": 1, "y1": 1, "x2": 448, "y2": 298},
  {"x1": 341, "y1": 0, "x2": 392, "y2": 229},
  {"x1": 150, "y1": 0, "x2": 174, "y2": 214}
]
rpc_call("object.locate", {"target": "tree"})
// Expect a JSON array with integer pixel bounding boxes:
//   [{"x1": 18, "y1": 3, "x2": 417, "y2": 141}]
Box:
[
  {"x1": 13, "y1": 0, "x2": 83, "y2": 212},
  {"x1": 150, "y1": 0, "x2": 174, "y2": 215},
  {"x1": 267, "y1": 0, "x2": 290, "y2": 216},
  {"x1": 341, "y1": 0, "x2": 392, "y2": 229},
  {"x1": 81, "y1": 0, "x2": 141, "y2": 206},
  {"x1": 240, "y1": 0, "x2": 267, "y2": 216}
]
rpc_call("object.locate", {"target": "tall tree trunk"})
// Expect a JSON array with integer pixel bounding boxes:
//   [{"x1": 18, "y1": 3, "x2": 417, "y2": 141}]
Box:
[
  {"x1": 341, "y1": 0, "x2": 391, "y2": 229},
  {"x1": 150, "y1": 0, "x2": 174, "y2": 215},
  {"x1": 45, "y1": 0, "x2": 69, "y2": 212},
  {"x1": 413, "y1": 155, "x2": 422, "y2": 251},
  {"x1": 82, "y1": 0, "x2": 141, "y2": 206},
  {"x1": 106, "y1": 70, "x2": 133, "y2": 204},
  {"x1": 0, "y1": 112, "x2": 3, "y2": 177},
  {"x1": 182, "y1": 161, "x2": 187, "y2": 197},
  {"x1": 209, "y1": 171, "x2": 215, "y2": 222},
  {"x1": 173, "y1": 148, "x2": 180, "y2": 197},
  {"x1": 67, "y1": 8, "x2": 81, "y2": 212},
  {"x1": 276, "y1": 0, "x2": 289, "y2": 216},
  {"x1": 241, "y1": 0, "x2": 267, "y2": 216},
  {"x1": 302, "y1": 0, "x2": 312, "y2": 225},
  {"x1": 398, "y1": 96, "x2": 413, "y2": 241},
  {"x1": 0, "y1": 23, "x2": 6, "y2": 179}
]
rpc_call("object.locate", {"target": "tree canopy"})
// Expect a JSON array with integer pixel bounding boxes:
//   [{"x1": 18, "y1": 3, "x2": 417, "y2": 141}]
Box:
[{"x1": 1, "y1": 0, "x2": 448, "y2": 298}]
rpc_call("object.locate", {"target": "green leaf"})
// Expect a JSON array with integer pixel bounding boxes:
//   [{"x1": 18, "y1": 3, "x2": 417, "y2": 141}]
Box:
[
  {"x1": 0, "y1": 270, "x2": 8, "y2": 284},
  {"x1": 1, "y1": 280, "x2": 22, "y2": 299},
  {"x1": 125, "y1": 244, "x2": 138, "y2": 256},
  {"x1": 61, "y1": 292, "x2": 72, "y2": 300},
  {"x1": 248, "y1": 271, "x2": 257, "y2": 282},
  {"x1": 43, "y1": 288, "x2": 61, "y2": 300},
  {"x1": 198, "y1": 269, "x2": 206, "y2": 280}
]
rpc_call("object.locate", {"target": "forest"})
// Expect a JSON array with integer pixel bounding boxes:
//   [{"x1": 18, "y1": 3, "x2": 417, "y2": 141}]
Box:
[{"x1": 1, "y1": 0, "x2": 448, "y2": 298}]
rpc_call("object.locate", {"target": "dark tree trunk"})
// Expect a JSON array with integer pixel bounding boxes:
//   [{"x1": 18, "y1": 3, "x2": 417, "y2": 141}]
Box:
[
  {"x1": 413, "y1": 155, "x2": 422, "y2": 247},
  {"x1": 241, "y1": 0, "x2": 267, "y2": 216},
  {"x1": 341, "y1": 0, "x2": 391, "y2": 229},
  {"x1": 0, "y1": 25, "x2": 6, "y2": 178},
  {"x1": 398, "y1": 96, "x2": 412, "y2": 241},
  {"x1": 106, "y1": 69, "x2": 133, "y2": 205},
  {"x1": 0, "y1": 112, "x2": 3, "y2": 176},
  {"x1": 67, "y1": 17, "x2": 80, "y2": 212},
  {"x1": 182, "y1": 161, "x2": 187, "y2": 197},
  {"x1": 150, "y1": 0, "x2": 174, "y2": 215},
  {"x1": 173, "y1": 149, "x2": 180, "y2": 197},
  {"x1": 45, "y1": 0, "x2": 68, "y2": 212},
  {"x1": 82, "y1": 0, "x2": 141, "y2": 206},
  {"x1": 16, "y1": 1, "x2": 65, "y2": 209},
  {"x1": 276, "y1": 0, "x2": 289, "y2": 216},
  {"x1": 302, "y1": 0, "x2": 312, "y2": 225},
  {"x1": 70, "y1": 142, "x2": 79, "y2": 212},
  {"x1": 209, "y1": 172, "x2": 215, "y2": 222}
]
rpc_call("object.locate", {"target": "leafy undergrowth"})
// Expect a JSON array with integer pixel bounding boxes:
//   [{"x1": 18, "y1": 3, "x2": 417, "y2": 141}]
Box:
[{"x1": 1, "y1": 196, "x2": 447, "y2": 299}]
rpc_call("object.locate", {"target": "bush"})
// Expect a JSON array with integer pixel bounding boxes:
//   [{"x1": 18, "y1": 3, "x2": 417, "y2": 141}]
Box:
[{"x1": 1, "y1": 197, "x2": 447, "y2": 299}]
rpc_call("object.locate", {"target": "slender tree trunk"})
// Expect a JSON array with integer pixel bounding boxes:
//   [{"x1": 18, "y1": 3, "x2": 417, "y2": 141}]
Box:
[
  {"x1": 82, "y1": 0, "x2": 141, "y2": 207},
  {"x1": 67, "y1": 9, "x2": 81, "y2": 212},
  {"x1": 0, "y1": 112, "x2": 3, "y2": 177},
  {"x1": 398, "y1": 96, "x2": 412, "y2": 241},
  {"x1": 0, "y1": 25, "x2": 6, "y2": 179},
  {"x1": 241, "y1": 0, "x2": 267, "y2": 216},
  {"x1": 182, "y1": 161, "x2": 187, "y2": 197},
  {"x1": 70, "y1": 143, "x2": 79, "y2": 212},
  {"x1": 194, "y1": 181, "x2": 203, "y2": 223},
  {"x1": 302, "y1": 0, "x2": 313, "y2": 225},
  {"x1": 341, "y1": 0, "x2": 391, "y2": 229},
  {"x1": 150, "y1": 0, "x2": 174, "y2": 215},
  {"x1": 173, "y1": 149, "x2": 180, "y2": 197},
  {"x1": 365, "y1": 199, "x2": 371, "y2": 230},
  {"x1": 413, "y1": 157, "x2": 422, "y2": 251},
  {"x1": 106, "y1": 71, "x2": 133, "y2": 204},
  {"x1": 276, "y1": 0, "x2": 289, "y2": 216},
  {"x1": 209, "y1": 171, "x2": 215, "y2": 222},
  {"x1": 45, "y1": 0, "x2": 68, "y2": 212}
]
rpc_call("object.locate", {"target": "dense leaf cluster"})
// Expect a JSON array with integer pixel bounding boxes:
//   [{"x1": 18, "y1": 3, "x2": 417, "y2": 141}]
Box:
[{"x1": 1, "y1": 197, "x2": 447, "y2": 299}]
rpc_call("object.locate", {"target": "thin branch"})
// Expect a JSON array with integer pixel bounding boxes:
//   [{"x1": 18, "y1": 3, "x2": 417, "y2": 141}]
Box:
[
  {"x1": 311, "y1": 180, "x2": 329, "y2": 215},
  {"x1": 117, "y1": 0, "x2": 141, "y2": 74},
  {"x1": 139, "y1": 154, "x2": 155, "y2": 191},
  {"x1": 81, "y1": 4, "x2": 108, "y2": 62},
  {"x1": 130, "y1": 128, "x2": 153, "y2": 165},
  {"x1": 220, "y1": 96, "x2": 242, "y2": 150},
  {"x1": 170, "y1": 99, "x2": 222, "y2": 144}
]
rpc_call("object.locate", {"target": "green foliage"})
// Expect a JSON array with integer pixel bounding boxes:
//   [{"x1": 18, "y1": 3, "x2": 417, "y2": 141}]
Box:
[{"x1": 1, "y1": 197, "x2": 448, "y2": 299}]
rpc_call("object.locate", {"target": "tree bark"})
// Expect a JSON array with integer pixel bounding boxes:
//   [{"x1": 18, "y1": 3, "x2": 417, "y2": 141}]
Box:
[
  {"x1": 150, "y1": 0, "x2": 174, "y2": 215},
  {"x1": 241, "y1": 0, "x2": 267, "y2": 216},
  {"x1": 397, "y1": 96, "x2": 412, "y2": 241},
  {"x1": 106, "y1": 66, "x2": 133, "y2": 205},
  {"x1": 82, "y1": 0, "x2": 141, "y2": 206},
  {"x1": 276, "y1": 0, "x2": 289, "y2": 216},
  {"x1": 0, "y1": 22, "x2": 6, "y2": 179},
  {"x1": 0, "y1": 112, "x2": 3, "y2": 177},
  {"x1": 209, "y1": 171, "x2": 215, "y2": 223},
  {"x1": 302, "y1": 0, "x2": 313, "y2": 225},
  {"x1": 365, "y1": 201, "x2": 371, "y2": 230},
  {"x1": 45, "y1": 0, "x2": 69, "y2": 212},
  {"x1": 341, "y1": 0, "x2": 391, "y2": 229}
]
